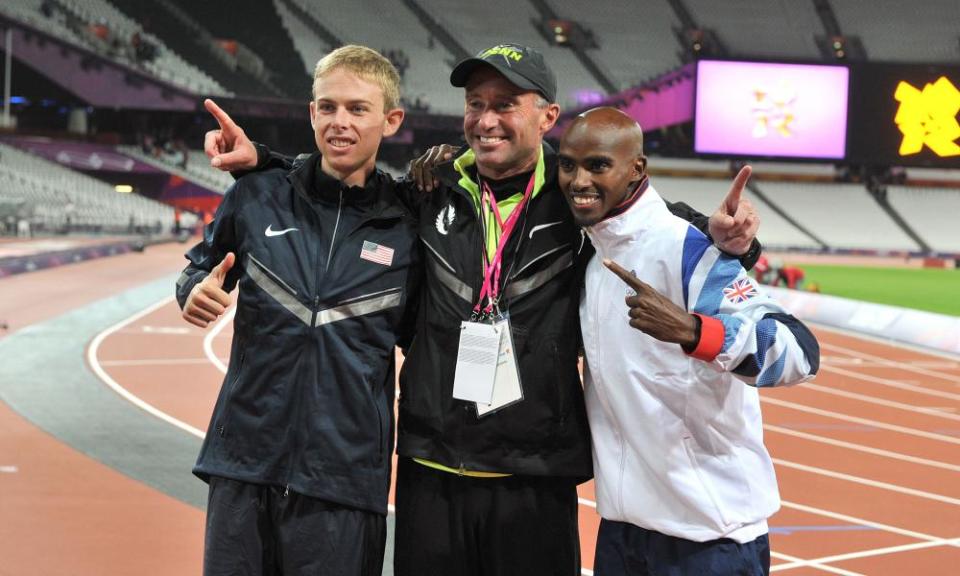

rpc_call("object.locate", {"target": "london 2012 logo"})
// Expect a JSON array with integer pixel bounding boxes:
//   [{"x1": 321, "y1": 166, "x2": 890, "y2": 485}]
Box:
[{"x1": 894, "y1": 76, "x2": 960, "y2": 158}]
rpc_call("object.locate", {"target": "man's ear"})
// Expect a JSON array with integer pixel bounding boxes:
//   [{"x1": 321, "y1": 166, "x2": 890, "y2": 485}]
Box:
[
  {"x1": 634, "y1": 155, "x2": 648, "y2": 179},
  {"x1": 382, "y1": 108, "x2": 405, "y2": 138},
  {"x1": 309, "y1": 101, "x2": 317, "y2": 131},
  {"x1": 540, "y1": 102, "x2": 561, "y2": 134}
]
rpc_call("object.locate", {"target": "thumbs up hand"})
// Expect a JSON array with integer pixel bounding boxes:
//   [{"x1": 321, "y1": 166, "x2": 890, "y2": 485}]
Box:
[
  {"x1": 708, "y1": 166, "x2": 758, "y2": 256},
  {"x1": 183, "y1": 253, "x2": 235, "y2": 328}
]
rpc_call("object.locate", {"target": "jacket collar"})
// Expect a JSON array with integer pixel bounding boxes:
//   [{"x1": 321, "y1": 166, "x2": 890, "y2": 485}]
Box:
[
  {"x1": 435, "y1": 142, "x2": 559, "y2": 205},
  {"x1": 586, "y1": 183, "x2": 668, "y2": 254},
  {"x1": 287, "y1": 152, "x2": 407, "y2": 219}
]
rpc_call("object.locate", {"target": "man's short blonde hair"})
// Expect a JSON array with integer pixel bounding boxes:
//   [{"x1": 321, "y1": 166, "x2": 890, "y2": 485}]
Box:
[{"x1": 313, "y1": 45, "x2": 401, "y2": 111}]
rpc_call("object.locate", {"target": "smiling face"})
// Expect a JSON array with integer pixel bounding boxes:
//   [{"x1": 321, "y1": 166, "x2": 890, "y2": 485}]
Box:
[
  {"x1": 463, "y1": 66, "x2": 560, "y2": 180},
  {"x1": 309, "y1": 67, "x2": 403, "y2": 187},
  {"x1": 558, "y1": 108, "x2": 647, "y2": 227}
]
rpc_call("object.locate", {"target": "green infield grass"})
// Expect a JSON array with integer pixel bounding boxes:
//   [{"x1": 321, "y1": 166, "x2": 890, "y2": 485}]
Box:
[{"x1": 788, "y1": 264, "x2": 960, "y2": 317}]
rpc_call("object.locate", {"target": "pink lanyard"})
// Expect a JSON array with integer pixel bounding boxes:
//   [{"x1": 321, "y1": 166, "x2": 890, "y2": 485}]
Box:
[{"x1": 473, "y1": 174, "x2": 536, "y2": 316}]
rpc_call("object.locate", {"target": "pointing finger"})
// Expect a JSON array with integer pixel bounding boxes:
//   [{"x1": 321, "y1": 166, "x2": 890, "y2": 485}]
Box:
[
  {"x1": 603, "y1": 259, "x2": 643, "y2": 291},
  {"x1": 724, "y1": 165, "x2": 752, "y2": 215},
  {"x1": 204, "y1": 98, "x2": 238, "y2": 132}
]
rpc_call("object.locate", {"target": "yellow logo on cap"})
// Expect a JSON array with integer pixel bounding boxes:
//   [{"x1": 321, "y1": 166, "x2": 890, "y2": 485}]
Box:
[
  {"x1": 480, "y1": 45, "x2": 524, "y2": 62},
  {"x1": 893, "y1": 76, "x2": 960, "y2": 157}
]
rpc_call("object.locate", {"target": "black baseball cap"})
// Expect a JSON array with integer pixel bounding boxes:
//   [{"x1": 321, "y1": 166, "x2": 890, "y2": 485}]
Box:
[{"x1": 450, "y1": 43, "x2": 557, "y2": 103}]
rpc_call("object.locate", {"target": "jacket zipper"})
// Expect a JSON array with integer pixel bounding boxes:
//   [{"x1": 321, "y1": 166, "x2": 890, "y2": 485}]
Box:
[
  {"x1": 325, "y1": 189, "x2": 344, "y2": 273},
  {"x1": 289, "y1": 189, "x2": 339, "y2": 497}
]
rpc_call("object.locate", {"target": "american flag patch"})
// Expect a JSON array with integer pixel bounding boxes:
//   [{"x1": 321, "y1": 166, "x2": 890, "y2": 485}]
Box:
[
  {"x1": 723, "y1": 277, "x2": 758, "y2": 304},
  {"x1": 360, "y1": 240, "x2": 394, "y2": 266}
]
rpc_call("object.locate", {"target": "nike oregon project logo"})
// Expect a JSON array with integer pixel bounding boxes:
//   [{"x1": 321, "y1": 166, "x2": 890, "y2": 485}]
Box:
[
  {"x1": 265, "y1": 225, "x2": 299, "y2": 237},
  {"x1": 435, "y1": 204, "x2": 456, "y2": 235}
]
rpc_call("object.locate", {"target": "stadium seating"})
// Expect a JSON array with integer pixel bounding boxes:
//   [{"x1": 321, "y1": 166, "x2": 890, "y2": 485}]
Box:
[
  {"x1": 273, "y1": 0, "x2": 335, "y2": 83},
  {"x1": 280, "y1": 0, "x2": 464, "y2": 114},
  {"x1": 417, "y1": 0, "x2": 604, "y2": 110},
  {"x1": 831, "y1": 0, "x2": 960, "y2": 62},
  {"x1": 887, "y1": 186, "x2": 960, "y2": 254},
  {"x1": 559, "y1": 0, "x2": 683, "y2": 90},
  {"x1": 0, "y1": 0, "x2": 228, "y2": 96},
  {"x1": 0, "y1": 0, "x2": 89, "y2": 49},
  {"x1": 756, "y1": 181, "x2": 919, "y2": 252},
  {"x1": 167, "y1": 0, "x2": 309, "y2": 100},
  {"x1": 0, "y1": 142, "x2": 176, "y2": 234},
  {"x1": 681, "y1": 0, "x2": 823, "y2": 60},
  {"x1": 652, "y1": 175, "x2": 822, "y2": 251},
  {"x1": 56, "y1": 0, "x2": 228, "y2": 95},
  {"x1": 118, "y1": 146, "x2": 235, "y2": 195}
]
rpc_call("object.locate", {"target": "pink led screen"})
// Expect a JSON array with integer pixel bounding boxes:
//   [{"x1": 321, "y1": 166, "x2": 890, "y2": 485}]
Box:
[{"x1": 694, "y1": 60, "x2": 849, "y2": 159}]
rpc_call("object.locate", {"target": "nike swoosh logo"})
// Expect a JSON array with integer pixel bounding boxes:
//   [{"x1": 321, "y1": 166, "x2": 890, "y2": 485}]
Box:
[
  {"x1": 265, "y1": 225, "x2": 299, "y2": 237},
  {"x1": 528, "y1": 221, "x2": 563, "y2": 239}
]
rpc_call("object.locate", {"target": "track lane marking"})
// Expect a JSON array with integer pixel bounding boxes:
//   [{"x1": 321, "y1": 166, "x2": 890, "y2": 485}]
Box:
[
  {"x1": 773, "y1": 459, "x2": 960, "y2": 506},
  {"x1": 765, "y1": 424, "x2": 960, "y2": 472},
  {"x1": 821, "y1": 341, "x2": 960, "y2": 384},
  {"x1": 820, "y1": 365, "x2": 960, "y2": 402},
  {"x1": 762, "y1": 397, "x2": 960, "y2": 445},
  {"x1": 772, "y1": 537, "x2": 960, "y2": 572},
  {"x1": 88, "y1": 297, "x2": 205, "y2": 440},
  {"x1": 798, "y1": 382, "x2": 960, "y2": 420}
]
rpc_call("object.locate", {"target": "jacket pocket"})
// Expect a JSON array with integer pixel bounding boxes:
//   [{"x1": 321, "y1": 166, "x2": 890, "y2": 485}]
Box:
[
  {"x1": 550, "y1": 341, "x2": 570, "y2": 427},
  {"x1": 215, "y1": 347, "x2": 246, "y2": 439},
  {"x1": 680, "y1": 436, "x2": 752, "y2": 530}
]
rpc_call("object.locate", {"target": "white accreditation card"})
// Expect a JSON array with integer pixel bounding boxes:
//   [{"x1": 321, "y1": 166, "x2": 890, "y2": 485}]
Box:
[
  {"x1": 476, "y1": 315, "x2": 524, "y2": 417},
  {"x1": 452, "y1": 320, "x2": 503, "y2": 404}
]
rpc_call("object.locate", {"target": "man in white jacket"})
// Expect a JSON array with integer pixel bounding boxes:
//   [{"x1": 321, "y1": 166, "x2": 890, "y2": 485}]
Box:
[{"x1": 558, "y1": 107, "x2": 820, "y2": 575}]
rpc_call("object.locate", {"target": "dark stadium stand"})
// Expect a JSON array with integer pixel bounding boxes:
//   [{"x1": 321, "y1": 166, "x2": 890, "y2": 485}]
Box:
[{"x1": 0, "y1": 0, "x2": 956, "y2": 257}]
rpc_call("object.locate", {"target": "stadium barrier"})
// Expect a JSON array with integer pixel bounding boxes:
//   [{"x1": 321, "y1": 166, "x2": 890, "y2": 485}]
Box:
[{"x1": 766, "y1": 286, "x2": 960, "y2": 356}]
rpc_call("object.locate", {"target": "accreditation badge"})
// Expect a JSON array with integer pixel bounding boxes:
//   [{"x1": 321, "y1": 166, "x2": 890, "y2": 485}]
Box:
[
  {"x1": 476, "y1": 314, "x2": 524, "y2": 417},
  {"x1": 452, "y1": 320, "x2": 503, "y2": 404}
]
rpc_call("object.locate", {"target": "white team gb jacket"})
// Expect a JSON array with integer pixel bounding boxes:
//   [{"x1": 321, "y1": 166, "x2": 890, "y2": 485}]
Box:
[{"x1": 580, "y1": 185, "x2": 819, "y2": 544}]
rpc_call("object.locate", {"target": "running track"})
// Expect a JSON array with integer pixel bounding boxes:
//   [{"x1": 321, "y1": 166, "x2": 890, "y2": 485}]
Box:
[{"x1": 1, "y1": 242, "x2": 958, "y2": 575}]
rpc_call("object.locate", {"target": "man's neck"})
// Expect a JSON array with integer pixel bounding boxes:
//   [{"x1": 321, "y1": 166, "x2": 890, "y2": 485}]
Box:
[
  {"x1": 475, "y1": 149, "x2": 539, "y2": 181},
  {"x1": 321, "y1": 158, "x2": 374, "y2": 188}
]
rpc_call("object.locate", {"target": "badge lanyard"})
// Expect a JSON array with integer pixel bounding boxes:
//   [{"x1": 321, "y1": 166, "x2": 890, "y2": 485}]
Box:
[
  {"x1": 453, "y1": 174, "x2": 534, "y2": 413},
  {"x1": 473, "y1": 174, "x2": 536, "y2": 318}
]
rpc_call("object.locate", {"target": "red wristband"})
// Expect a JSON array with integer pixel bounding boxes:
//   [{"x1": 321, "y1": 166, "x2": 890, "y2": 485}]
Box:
[{"x1": 687, "y1": 313, "x2": 724, "y2": 362}]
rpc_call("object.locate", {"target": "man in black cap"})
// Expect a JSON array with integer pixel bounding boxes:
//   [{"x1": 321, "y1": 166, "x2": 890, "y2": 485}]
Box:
[
  {"x1": 397, "y1": 43, "x2": 757, "y2": 576},
  {"x1": 201, "y1": 42, "x2": 760, "y2": 576}
]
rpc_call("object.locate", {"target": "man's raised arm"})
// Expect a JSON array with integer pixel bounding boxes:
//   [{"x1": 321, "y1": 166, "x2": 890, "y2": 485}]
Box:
[
  {"x1": 666, "y1": 166, "x2": 762, "y2": 270},
  {"x1": 203, "y1": 99, "x2": 295, "y2": 174}
]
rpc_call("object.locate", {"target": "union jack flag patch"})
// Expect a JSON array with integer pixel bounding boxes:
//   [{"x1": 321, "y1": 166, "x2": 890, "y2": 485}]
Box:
[
  {"x1": 360, "y1": 241, "x2": 394, "y2": 266},
  {"x1": 723, "y1": 277, "x2": 758, "y2": 304}
]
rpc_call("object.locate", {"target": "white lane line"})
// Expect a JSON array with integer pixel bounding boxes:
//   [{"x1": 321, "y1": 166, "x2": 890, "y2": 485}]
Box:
[
  {"x1": 141, "y1": 326, "x2": 192, "y2": 335},
  {"x1": 99, "y1": 358, "x2": 214, "y2": 367},
  {"x1": 773, "y1": 459, "x2": 960, "y2": 506},
  {"x1": 203, "y1": 307, "x2": 235, "y2": 374},
  {"x1": 780, "y1": 500, "x2": 951, "y2": 543},
  {"x1": 0, "y1": 465, "x2": 18, "y2": 473},
  {"x1": 773, "y1": 538, "x2": 960, "y2": 572},
  {"x1": 821, "y1": 365, "x2": 960, "y2": 402},
  {"x1": 820, "y1": 340, "x2": 960, "y2": 384},
  {"x1": 88, "y1": 296, "x2": 205, "y2": 440},
  {"x1": 765, "y1": 424, "x2": 960, "y2": 472},
  {"x1": 800, "y1": 382, "x2": 960, "y2": 420},
  {"x1": 578, "y1": 497, "x2": 597, "y2": 508},
  {"x1": 761, "y1": 397, "x2": 960, "y2": 445},
  {"x1": 812, "y1": 324, "x2": 960, "y2": 365},
  {"x1": 770, "y1": 551, "x2": 865, "y2": 575}
]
